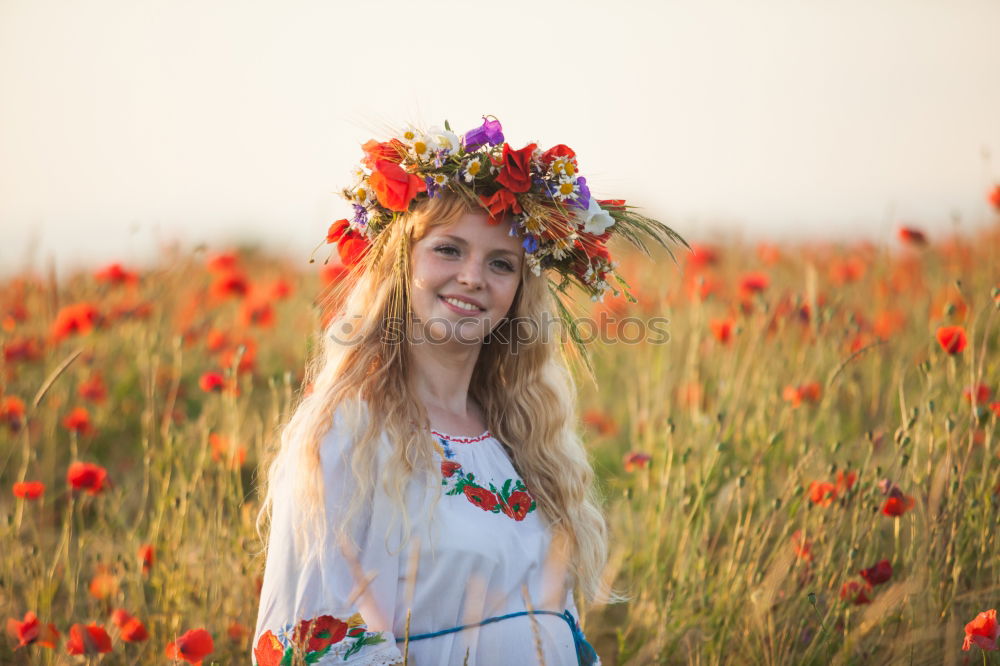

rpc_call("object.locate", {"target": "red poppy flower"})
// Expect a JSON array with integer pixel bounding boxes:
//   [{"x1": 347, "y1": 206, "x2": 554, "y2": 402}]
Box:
[
  {"x1": 110, "y1": 609, "x2": 148, "y2": 642},
  {"x1": 254, "y1": 631, "x2": 286, "y2": 666},
  {"x1": 623, "y1": 452, "x2": 652, "y2": 472},
  {"x1": 882, "y1": 494, "x2": 915, "y2": 517},
  {"x1": 327, "y1": 219, "x2": 370, "y2": 267},
  {"x1": 67, "y1": 461, "x2": 109, "y2": 495},
  {"x1": 808, "y1": 481, "x2": 837, "y2": 507},
  {"x1": 440, "y1": 460, "x2": 462, "y2": 478},
  {"x1": 962, "y1": 608, "x2": 999, "y2": 651},
  {"x1": 239, "y1": 299, "x2": 275, "y2": 328},
  {"x1": 790, "y1": 530, "x2": 814, "y2": 562},
  {"x1": 62, "y1": 407, "x2": 93, "y2": 435},
  {"x1": 479, "y1": 188, "x2": 523, "y2": 222},
  {"x1": 582, "y1": 409, "x2": 618, "y2": 436},
  {"x1": 859, "y1": 559, "x2": 893, "y2": 586},
  {"x1": 873, "y1": 310, "x2": 906, "y2": 339},
  {"x1": 269, "y1": 278, "x2": 293, "y2": 301},
  {"x1": 294, "y1": 614, "x2": 348, "y2": 652},
  {"x1": 6, "y1": 611, "x2": 60, "y2": 649},
  {"x1": 326, "y1": 219, "x2": 351, "y2": 244},
  {"x1": 1, "y1": 395, "x2": 26, "y2": 431},
  {"x1": 199, "y1": 372, "x2": 225, "y2": 393},
  {"x1": 78, "y1": 374, "x2": 108, "y2": 404},
  {"x1": 94, "y1": 263, "x2": 139, "y2": 286},
  {"x1": 206, "y1": 252, "x2": 239, "y2": 273},
  {"x1": 990, "y1": 402, "x2": 1000, "y2": 418},
  {"x1": 828, "y1": 256, "x2": 866, "y2": 285},
  {"x1": 66, "y1": 623, "x2": 112, "y2": 655},
  {"x1": 361, "y1": 138, "x2": 406, "y2": 169},
  {"x1": 709, "y1": 318, "x2": 734, "y2": 345},
  {"x1": 337, "y1": 233, "x2": 370, "y2": 268},
  {"x1": 897, "y1": 226, "x2": 927, "y2": 245},
  {"x1": 757, "y1": 243, "x2": 781, "y2": 265},
  {"x1": 936, "y1": 326, "x2": 967, "y2": 354},
  {"x1": 500, "y1": 490, "x2": 533, "y2": 521},
  {"x1": 463, "y1": 485, "x2": 499, "y2": 511},
  {"x1": 839, "y1": 581, "x2": 873, "y2": 605},
  {"x1": 321, "y1": 263, "x2": 350, "y2": 286},
  {"x1": 987, "y1": 185, "x2": 1000, "y2": 211},
  {"x1": 739, "y1": 272, "x2": 770, "y2": 297},
  {"x1": 539, "y1": 144, "x2": 576, "y2": 167},
  {"x1": 3, "y1": 301, "x2": 28, "y2": 328},
  {"x1": 596, "y1": 199, "x2": 627, "y2": 210},
  {"x1": 218, "y1": 337, "x2": 257, "y2": 375},
  {"x1": 687, "y1": 244, "x2": 718, "y2": 269},
  {"x1": 227, "y1": 621, "x2": 250, "y2": 643},
  {"x1": 209, "y1": 433, "x2": 246, "y2": 468},
  {"x1": 370, "y1": 159, "x2": 426, "y2": 212},
  {"x1": 165, "y1": 628, "x2": 214, "y2": 664},
  {"x1": 89, "y1": 570, "x2": 118, "y2": 599},
  {"x1": 494, "y1": 143, "x2": 537, "y2": 193},
  {"x1": 51, "y1": 302, "x2": 101, "y2": 342},
  {"x1": 835, "y1": 469, "x2": 857, "y2": 494},
  {"x1": 4, "y1": 337, "x2": 44, "y2": 363},
  {"x1": 962, "y1": 384, "x2": 991, "y2": 404},
  {"x1": 138, "y1": 544, "x2": 154, "y2": 574},
  {"x1": 205, "y1": 329, "x2": 229, "y2": 352},
  {"x1": 13, "y1": 480, "x2": 45, "y2": 500},
  {"x1": 783, "y1": 382, "x2": 822, "y2": 408},
  {"x1": 210, "y1": 271, "x2": 249, "y2": 300}
]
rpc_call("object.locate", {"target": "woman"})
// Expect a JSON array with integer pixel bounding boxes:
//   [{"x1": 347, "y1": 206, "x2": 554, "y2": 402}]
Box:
[{"x1": 252, "y1": 118, "x2": 680, "y2": 665}]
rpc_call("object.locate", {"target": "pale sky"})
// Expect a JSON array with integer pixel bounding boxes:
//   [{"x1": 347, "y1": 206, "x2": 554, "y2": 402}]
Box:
[{"x1": 1, "y1": 0, "x2": 999, "y2": 276}]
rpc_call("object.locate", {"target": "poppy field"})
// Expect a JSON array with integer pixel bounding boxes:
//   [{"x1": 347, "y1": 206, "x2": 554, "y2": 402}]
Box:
[{"x1": 2, "y1": 203, "x2": 1000, "y2": 663}]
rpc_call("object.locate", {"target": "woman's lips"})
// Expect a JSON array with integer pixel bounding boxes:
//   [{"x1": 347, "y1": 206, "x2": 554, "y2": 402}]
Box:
[{"x1": 438, "y1": 295, "x2": 484, "y2": 315}]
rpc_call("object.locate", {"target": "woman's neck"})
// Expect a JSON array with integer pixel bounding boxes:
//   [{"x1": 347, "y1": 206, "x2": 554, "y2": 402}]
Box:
[{"x1": 409, "y1": 341, "x2": 482, "y2": 427}]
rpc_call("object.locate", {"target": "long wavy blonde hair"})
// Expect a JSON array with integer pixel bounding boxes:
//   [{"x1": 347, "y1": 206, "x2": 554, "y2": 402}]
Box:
[{"x1": 255, "y1": 192, "x2": 609, "y2": 602}]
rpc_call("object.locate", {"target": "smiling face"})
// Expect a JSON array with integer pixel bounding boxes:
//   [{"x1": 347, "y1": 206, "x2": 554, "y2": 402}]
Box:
[{"x1": 410, "y1": 209, "x2": 524, "y2": 347}]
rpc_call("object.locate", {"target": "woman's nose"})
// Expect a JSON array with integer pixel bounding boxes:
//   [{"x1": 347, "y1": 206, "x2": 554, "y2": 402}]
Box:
[{"x1": 456, "y1": 257, "x2": 484, "y2": 289}]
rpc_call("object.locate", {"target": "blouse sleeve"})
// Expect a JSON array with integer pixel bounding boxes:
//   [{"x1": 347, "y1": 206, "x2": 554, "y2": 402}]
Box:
[{"x1": 253, "y1": 409, "x2": 404, "y2": 666}]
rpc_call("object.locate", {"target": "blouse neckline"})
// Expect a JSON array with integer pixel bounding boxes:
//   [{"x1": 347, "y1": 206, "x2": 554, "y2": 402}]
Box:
[{"x1": 429, "y1": 428, "x2": 492, "y2": 444}]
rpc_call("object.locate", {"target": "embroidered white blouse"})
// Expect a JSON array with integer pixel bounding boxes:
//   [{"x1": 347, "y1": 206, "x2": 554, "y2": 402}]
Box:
[{"x1": 253, "y1": 408, "x2": 595, "y2": 665}]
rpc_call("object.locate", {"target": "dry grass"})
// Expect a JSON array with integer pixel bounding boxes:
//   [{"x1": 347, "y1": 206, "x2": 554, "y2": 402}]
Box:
[{"x1": 1, "y1": 227, "x2": 999, "y2": 664}]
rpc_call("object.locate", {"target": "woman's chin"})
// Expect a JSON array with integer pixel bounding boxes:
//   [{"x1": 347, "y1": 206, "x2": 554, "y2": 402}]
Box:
[{"x1": 420, "y1": 318, "x2": 487, "y2": 347}]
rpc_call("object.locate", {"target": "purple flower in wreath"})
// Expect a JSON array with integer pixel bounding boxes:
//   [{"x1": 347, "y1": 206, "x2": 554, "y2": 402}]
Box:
[
  {"x1": 463, "y1": 117, "x2": 504, "y2": 152},
  {"x1": 533, "y1": 176, "x2": 555, "y2": 197},
  {"x1": 522, "y1": 235, "x2": 539, "y2": 254},
  {"x1": 424, "y1": 175, "x2": 441, "y2": 199},
  {"x1": 351, "y1": 203, "x2": 368, "y2": 227},
  {"x1": 570, "y1": 177, "x2": 591, "y2": 211}
]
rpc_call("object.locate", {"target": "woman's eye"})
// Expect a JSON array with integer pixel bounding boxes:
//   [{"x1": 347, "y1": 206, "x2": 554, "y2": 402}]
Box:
[
  {"x1": 434, "y1": 245, "x2": 459, "y2": 256},
  {"x1": 493, "y1": 260, "x2": 516, "y2": 272}
]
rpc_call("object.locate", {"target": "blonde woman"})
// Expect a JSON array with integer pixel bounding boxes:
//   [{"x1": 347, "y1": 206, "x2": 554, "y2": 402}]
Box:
[{"x1": 252, "y1": 119, "x2": 680, "y2": 665}]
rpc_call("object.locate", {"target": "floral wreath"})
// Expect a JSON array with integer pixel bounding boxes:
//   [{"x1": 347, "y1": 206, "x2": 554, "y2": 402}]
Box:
[{"x1": 325, "y1": 116, "x2": 684, "y2": 303}]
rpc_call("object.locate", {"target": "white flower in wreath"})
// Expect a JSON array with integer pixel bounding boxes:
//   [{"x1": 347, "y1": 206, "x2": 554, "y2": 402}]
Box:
[
  {"x1": 577, "y1": 196, "x2": 616, "y2": 235},
  {"x1": 426, "y1": 126, "x2": 461, "y2": 155},
  {"x1": 398, "y1": 125, "x2": 422, "y2": 146},
  {"x1": 349, "y1": 166, "x2": 366, "y2": 188},
  {"x1": 411, "y1": 136, "x2": 434, "y2": 162},
  {"x1": 461, "y1": 157, "x2": 482, "y2": 183}
]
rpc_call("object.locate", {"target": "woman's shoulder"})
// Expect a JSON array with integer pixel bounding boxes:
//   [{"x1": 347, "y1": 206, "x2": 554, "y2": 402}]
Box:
[
  {"x1": 319, "y1": 398, "x2": 366, "y2": 448},
  {"x1": 317, "y1": 398, "x2": 392, "y2": 468}
]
